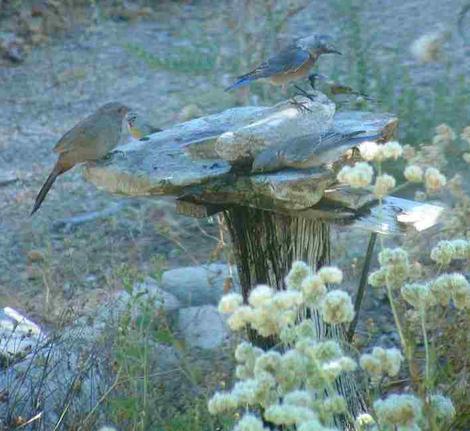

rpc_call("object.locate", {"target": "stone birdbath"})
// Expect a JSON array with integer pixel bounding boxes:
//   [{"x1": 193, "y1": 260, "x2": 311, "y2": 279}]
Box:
[{"x1": 83, "y1": 93, "x2": 443, "y2": 418}]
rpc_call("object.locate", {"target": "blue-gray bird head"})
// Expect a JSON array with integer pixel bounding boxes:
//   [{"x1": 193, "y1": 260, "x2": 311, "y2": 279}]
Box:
[{"x1": 298, "y1": 34, "x2": 342, "y2": 55}]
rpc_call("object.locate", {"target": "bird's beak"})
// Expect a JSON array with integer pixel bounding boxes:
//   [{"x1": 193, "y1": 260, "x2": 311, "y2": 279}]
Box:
[{"x1": 329, "y1": 48, "x2": 342, "y2": 55}]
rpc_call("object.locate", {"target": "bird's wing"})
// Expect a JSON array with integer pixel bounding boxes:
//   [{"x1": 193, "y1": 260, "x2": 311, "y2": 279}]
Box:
[
  {"x1": 225, "y1": 46, "x2": 310, "y2": 91},
  {"x1": 53, "y1": 113, "x2": 98, "y2": 154},
  {"x1": 249, "y1": 46, "x2": 310, "y2": 79},
  {"x1": 284, "y1": 130, "x2": 364, "y2": 163}
]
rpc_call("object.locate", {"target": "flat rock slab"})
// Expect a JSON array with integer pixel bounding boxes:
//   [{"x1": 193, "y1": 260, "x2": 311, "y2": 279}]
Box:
[
  {"x1": 191, "y1": 167, "x2": 334, "y2": 210},
  {"x1": 84, "y1": 96, "x2": 397, "y2": 213},
  {"x1": 85, "y1": 105, "x2": 267, "y2": 196},
  {"x1": 215, "y1": 94, "x2": 335, "y2": 162},
  {"x1": 334, "y1": 111, "x2": 397, "y2": 140}
]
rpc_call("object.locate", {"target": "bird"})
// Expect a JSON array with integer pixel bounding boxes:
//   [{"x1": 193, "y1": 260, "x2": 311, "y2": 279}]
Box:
[
  {"x1": 225, "y1": 34, "x2": 341, "y2": 92},
  {"x1": 31, "y1": 102, "x2": 130, "y2": 215},
  {"x1": 125, "y1": 111, "x2": 162, "y2": 140},
  {"x1": 309, "y1": 73, "x2": 375, "y2": 103},
  {"x1": 252, "y1": 130, "x2": 380, "y2": 173}
]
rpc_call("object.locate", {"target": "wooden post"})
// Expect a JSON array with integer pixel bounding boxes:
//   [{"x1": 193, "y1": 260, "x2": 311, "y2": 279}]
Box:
[{"x1": 223, "y1": 205, "x2": 366, "y2": 422}]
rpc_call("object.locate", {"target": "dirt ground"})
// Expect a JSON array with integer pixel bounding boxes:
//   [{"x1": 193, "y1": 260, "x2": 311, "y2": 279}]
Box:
[{"x1": 0, "y1": 0, "x2": 467, "y2": 324}]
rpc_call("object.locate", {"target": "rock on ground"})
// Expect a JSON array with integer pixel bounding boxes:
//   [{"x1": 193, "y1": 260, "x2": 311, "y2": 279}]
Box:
[
  {"x1": 116, "y1": 276, "x2": 181, "y2": 314},
  {"x1": 161, "y1": 263, "x2": 238, "y2": 306},
  {"x1": 177, "y1": 305, "x2": 230, "y2": 350},
  {"x1": 0, "y1": 307, "x2": 43, "y2": 365}
]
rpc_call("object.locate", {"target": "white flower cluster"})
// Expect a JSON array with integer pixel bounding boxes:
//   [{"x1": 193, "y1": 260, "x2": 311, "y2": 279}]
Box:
[
  {"x1": 320, "y1": 290, "x2": 354, "y2": 325},
  {"x1": 337, "y1": 162, "x2": 373, "y2": 188},
  {"x1": 429, "y1": 394, "x2": 456, "y2": 424},
  {"x1": 360, "y1": 347, "x2": 403, "y2": 381},
  {"x1": 433, "y1": 123, "x2": 456, "y2": 146},
  {"x1": 219, "y1": 263, "x2": 353, "y2": 337},
  {"x1": 225, "y1": 284, "x2": 302, "y2": 337},
  {"x1": 374, "y1": 394, "x2": 423, "y2": 428},
  {"x1": 218, "y1": 292, "x2": 244, "y2": 313},
  {"x1": 211, "y1": 263, "x2": 360, "y2": 429},
  {"x1": 373, "y1": 174, "x2": 396, "y2": 198},
  {"x1": 403, "y1": 163, "x2": 446, "y2": 196},
  {"x1": 430, "y1": 273, "x2": 470, "y2": 310},
  {"x1": 338, "y1": 141, "x2": 404, "y2": 197},
  {"x1": 233, "y1": 413, "x2": 268, "y2": 431},
  {"x1": 209, "y1": 334, "x2": 356, "y2": 427},
  {"x1": 430, "y1": 239, "x2": 470, "y2": 265},
  {"x1": 461, "y1": 126, "x2": 470, "y2": 144},
  {"x1": 358, "y1": 141, "x2": 403, "y2": 162},
  {"x1": 403, "y1": 164, "x2": 423, "y2": 183},
  {"x1": 410, "y1": 30, "x2": 447, "y2": 64},
  {"x1": 424, "y1": 167, "x2": 446, "y2": 193},
  {"x1": 401, "y1": 282, "x2": 433, "y2": 309},
  {"x1": 369, "y1": 243, "x2": 470, "y2": 311},
  {"x1": 369, "y1": 247, "x2": 410, "y2": 289},
  {"x1": 354, "y1": 413, "x2": 376, "y2": 430},
  {"x1": 461, "y1": 126, "x2": 470, "y2": 162},
  {"x1": 286, "y1": 261, "x2": 312, "y2": 290}
]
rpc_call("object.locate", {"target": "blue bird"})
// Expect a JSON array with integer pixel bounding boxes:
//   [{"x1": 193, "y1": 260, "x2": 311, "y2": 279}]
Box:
[{"x1": 225, "y1": 34, "x2": 341, "y2": 92}]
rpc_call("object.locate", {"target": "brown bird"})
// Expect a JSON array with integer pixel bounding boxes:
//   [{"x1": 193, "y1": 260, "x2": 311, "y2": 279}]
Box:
[{"x1": 31, "y1": 102, "x2": 130, "y2": 215}]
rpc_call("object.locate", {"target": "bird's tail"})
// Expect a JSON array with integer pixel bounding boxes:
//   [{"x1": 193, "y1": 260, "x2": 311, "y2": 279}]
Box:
[
  {"x1": 348, "y1": 131, "x2": 382, "y2": 144},
  {"x1": 30, "y1": 162, "x2": 69, "y2": 215},
  {"x1": 224, "y1": 72, "x2": 257, "y2": 92}
]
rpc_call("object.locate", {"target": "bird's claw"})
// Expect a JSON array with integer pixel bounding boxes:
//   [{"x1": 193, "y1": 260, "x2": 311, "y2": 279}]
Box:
[{"x1": 289, "y1": 97, "x2": 312, "y2": 113}]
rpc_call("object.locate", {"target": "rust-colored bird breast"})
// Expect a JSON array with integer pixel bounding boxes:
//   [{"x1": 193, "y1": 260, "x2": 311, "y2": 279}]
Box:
[{"x1": 269, "y1": 56, "x2": 315, "y2": 85}]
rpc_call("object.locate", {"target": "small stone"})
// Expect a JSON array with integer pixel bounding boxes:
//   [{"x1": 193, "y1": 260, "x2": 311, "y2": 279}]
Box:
[
  {"x1": 0, "y1": 171, "x2": 19, "y2": 187},
  {"x1": 177, "y1": 305, "x2": 230, "y2": 349},
  {"x1": 0, "y1": 307, "x2": 43, "y2": 360},
  {"x1": 116, "y1": 277, "x2": 181, "y2": 313},
  {"x1": 161, "y1": 264, "x2": 238, "y2": 306}
]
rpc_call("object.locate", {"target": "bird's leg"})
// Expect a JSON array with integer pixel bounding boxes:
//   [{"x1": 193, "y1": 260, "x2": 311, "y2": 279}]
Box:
[
  {"x1": 289, "y1": 96, "x2": 312, "y2": 113},
  {"x1": 288, "y1": 84, "x2": 317, "y2": 113},
  {"x1": 308, "y1": 73, "x2": 317, "y2": 91},
  {"x1": 293, "y1": 84, "x2": 316, "y2": 101}
]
